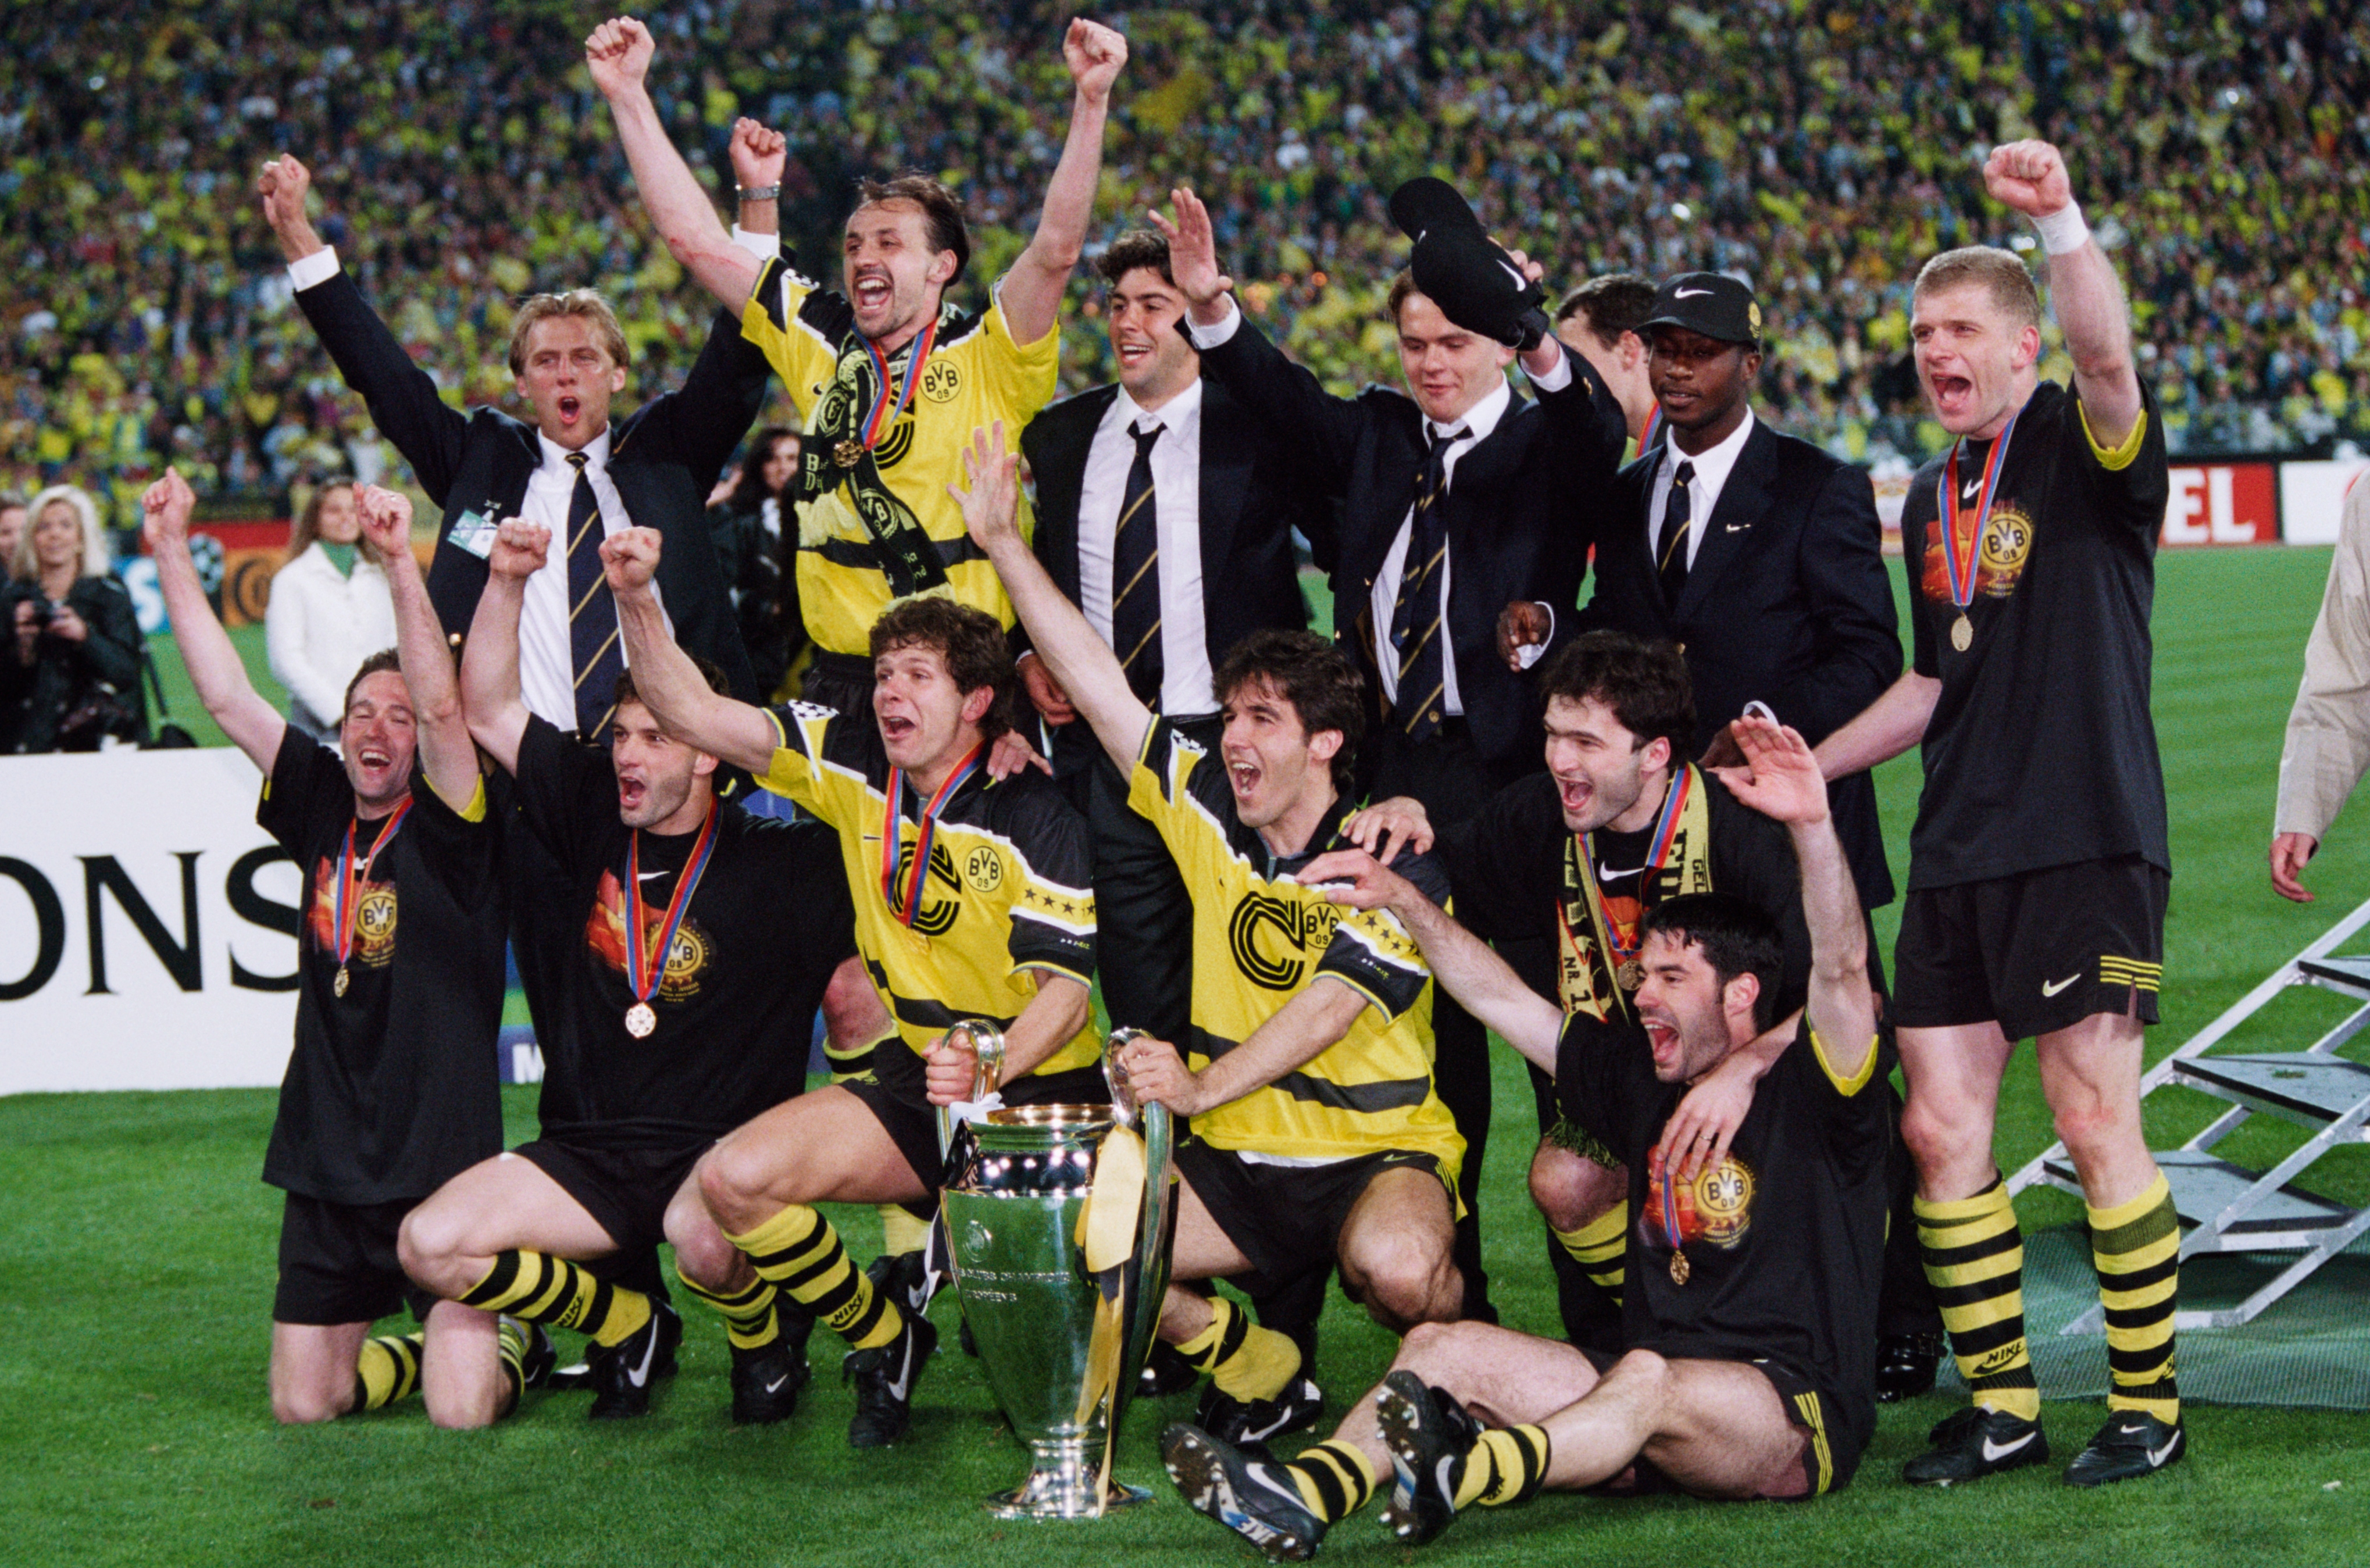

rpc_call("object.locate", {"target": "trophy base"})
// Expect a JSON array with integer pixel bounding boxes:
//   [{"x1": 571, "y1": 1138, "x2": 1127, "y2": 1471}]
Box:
[{"x1": 984, "y1": 1477, "x2": 1151, "y2": 1520}]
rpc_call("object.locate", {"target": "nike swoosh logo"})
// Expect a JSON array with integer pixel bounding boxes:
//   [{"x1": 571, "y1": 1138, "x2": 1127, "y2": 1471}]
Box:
[
  {"x1": 1725, "y1": 521, "x2": 1751, "y2": 532},
  {"x1": 763, "y1": 1373, "x2": 790, "y2": 1395},
  {"x1": 1982, "y1": 1431, "x2": 2037, "y2": 1462},
  {"x1": 637, "y1": 870, "x2": 669, "y2": 880},
  {"x1": 1964, "y1": 480, "x2": 1984, "y2": 500},
  {"x1": 1497, "y1": 258, "x2": 1527, "y2": 289},
  {"x1": 1598, "y1": 862, "x2": 1644, "y2": 882},
  {"x1": 625, "y1": 1328, "x2": 658, "y2": 1389},
  {"x1": 1673, "y1": 286, "x2": 1712, "y2": 299},
  {"x1": 2041, "y1": 973, "x2": 2081, "y2": 996},
  {"x1": 2148, "y1": 1435, "x2": 2179, "y2": 1467}
]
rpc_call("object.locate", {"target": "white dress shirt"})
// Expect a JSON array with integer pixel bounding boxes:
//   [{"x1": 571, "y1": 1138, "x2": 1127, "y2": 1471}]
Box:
[
  {"x1": 1074, "y1": 378, "x2": 1215, "y2": 716},
  {"x1": 1368, "y1": 377, "x2": 1514, "y2": 712},
  {"x1": 1646, "y1": 408, "x2": 1758, "y2": 570},
  {"x1": 265, "y1": 544, "x2": 398, "y2": 743}
]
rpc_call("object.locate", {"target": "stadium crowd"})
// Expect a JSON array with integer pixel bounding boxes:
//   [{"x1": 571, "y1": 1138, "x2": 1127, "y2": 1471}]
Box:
[{"x1": 2, "y1": 1, "x2": 2367, "y2": 526}]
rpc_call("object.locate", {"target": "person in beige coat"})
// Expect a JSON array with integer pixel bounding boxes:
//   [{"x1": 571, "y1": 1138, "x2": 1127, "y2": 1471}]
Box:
[{"x1": 2273, "y1": 472, "x2": 2370, "y2": 902}]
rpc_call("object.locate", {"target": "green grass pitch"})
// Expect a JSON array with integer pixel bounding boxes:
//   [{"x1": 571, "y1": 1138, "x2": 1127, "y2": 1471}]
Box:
[{"x1": 7, "y1": 547, "x2": 2370, "y2": 1566}]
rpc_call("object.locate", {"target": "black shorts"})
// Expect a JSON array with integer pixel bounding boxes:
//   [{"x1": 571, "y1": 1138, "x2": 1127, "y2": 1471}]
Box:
[
  {"x1": 1576, "y1": 1346, "x2": 1864, "y2": 1497},
  {"x1": 1894, "y1": 855, "x2": 2167, "y2": 1042},
  {"x1": 274, "y1": 1191, "x2": 438, "y2": 1327},
  {"x1": 1174, "y1": 1140, "x2": 1447, "y2": 1291},
  {"x1": 845, "y1": 1035, "x2": 1111, "y2": 1209},
  {"x1": 513, "y1": 1138, "x2": 710, "y2": 1254}
]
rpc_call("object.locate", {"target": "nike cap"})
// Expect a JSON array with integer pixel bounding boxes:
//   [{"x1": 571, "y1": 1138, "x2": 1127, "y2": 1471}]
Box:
[
  {"x1": 1639, "y1": 272, "x2": 1764, "y2": 350},
  {"x1": 1388, "y1": 177, "x2": 1550, "y2": 352}
]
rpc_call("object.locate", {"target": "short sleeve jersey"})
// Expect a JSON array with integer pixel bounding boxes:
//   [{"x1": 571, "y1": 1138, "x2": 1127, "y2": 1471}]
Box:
[
  {"x1": 1903, "y1": 381, "x2": 2171, "y2": 888},
  {"x1": 756, "y1": 701, "x2": 1101, "y2": 1077},
  {"x1": 1439, "y1": 770, "x2": 1815, "y2": 1017},
  {"x1": 1557, "y1": 1010, "x2": 1889, "y2": 1465},
  {"x1": 256, "y1": 733, "x2": 505, "y2": 1205},
  {"x1": 512, "y1": 717, "x2": 854, "y2": 1150},
  {"x1": 1127, "y1": 718, "x2": 1465, "y2": 1177},
  {"x1": 740, "y1": 256, "x2": 1060, "y2": 656}
]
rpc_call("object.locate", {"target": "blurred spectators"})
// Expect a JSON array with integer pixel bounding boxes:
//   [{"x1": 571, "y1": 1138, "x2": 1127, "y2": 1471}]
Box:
[
  {"x1": 706, "y1": 426, "x2": 802, "y2": 701},
  {"x1": 0, "y1": 0, "x2": 2361, "y2": 516},
  {"x1": 2, "y1": 484, "x2": 145, "y2": 751},
  {"x1": 0, "y1": 494, "x2": 25, "y2": 586},
  {"x1": 266, "y1": 478, "x2": 396, "y2": 744}
]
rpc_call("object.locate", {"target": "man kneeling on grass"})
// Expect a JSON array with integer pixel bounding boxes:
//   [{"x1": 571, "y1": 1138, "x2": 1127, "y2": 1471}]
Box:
[{"x1": 1162, "y1": 716, "x2": 1884, "y2": 1559}]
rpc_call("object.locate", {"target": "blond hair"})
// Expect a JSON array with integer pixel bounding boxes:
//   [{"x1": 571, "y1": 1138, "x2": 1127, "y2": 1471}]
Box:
[
  {"x1": 1913, "y1": 247, "x2": 2042, "y2": 331},
  {"x1": 19, "y1": 484, "x2": 110, "y2": 581},
  {"x1": 506, "y1": 290, "x2": 630, "y2": 376}
]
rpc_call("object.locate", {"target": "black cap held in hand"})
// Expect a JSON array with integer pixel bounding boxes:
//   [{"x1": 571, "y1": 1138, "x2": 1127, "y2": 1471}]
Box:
[
  {"x1": 1388, "y1": 177, "x2": 1550, "y2": 352},
  {"x1": 1638, "y1": 272, "x2": 1764, "y2": 349}
]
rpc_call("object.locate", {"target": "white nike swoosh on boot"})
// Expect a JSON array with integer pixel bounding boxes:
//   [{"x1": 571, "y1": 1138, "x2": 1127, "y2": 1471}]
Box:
[{"x1": 1981, "y1": 1431, "x2": 2037, "y2": 1462}]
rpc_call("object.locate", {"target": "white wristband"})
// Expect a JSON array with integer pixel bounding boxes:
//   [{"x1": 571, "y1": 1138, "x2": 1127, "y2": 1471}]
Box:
[{"x1": 2032, "y1": 201, "x2": 2089, "y2": 256}]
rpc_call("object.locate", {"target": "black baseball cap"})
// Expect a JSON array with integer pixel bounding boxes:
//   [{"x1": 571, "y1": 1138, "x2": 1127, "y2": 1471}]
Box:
[
  {"x1": 1388, "y1": 177, "x2": 1550, "y2": 352},
  {"x1": 1638, "y1": 272, "x2": 1764, "y2": 349}
]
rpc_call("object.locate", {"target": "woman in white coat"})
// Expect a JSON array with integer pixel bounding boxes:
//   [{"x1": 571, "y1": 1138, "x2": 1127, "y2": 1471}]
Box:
[{"x1": 266, "y1": 480, "x2": 397, "y2": 744}]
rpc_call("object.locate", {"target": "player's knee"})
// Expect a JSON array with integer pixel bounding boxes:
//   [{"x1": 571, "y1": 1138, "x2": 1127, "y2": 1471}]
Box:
[
  {"x1": 1529, "y1": 1145, "x2": 1620, "y2": 1233},
  {"x1": 1352, "y1": 1235, "x2": 1456, "y2": 1329},
  {"x1": 820, "y1": 962, "x2": 883, "y2": 1045},
  {"x1": 1394, "y1": 1318, "x2": 1480, "y2": 1378},
  {"x1": 1897, "y1": 1094, "x2": 1975, "y2": 1174},
  {"x1": 697, "y1": 1141, "x2": 781, "y2": 1231},
  {"x1": 2047, "y1": 1085, "x2": 2133, "y2": 1155},
  {"x1": 1608, "y1": 1346, "x2": 1671, "y2": 1398},
  {"x1": 396, "y1": 1203, "x2": 463, "y2": 1284},
  {"x1": 271, "y1": 1377, "x2": 349, "y2": 1426},
  {"x1": 668, "y1": 1215, "x2": 742, "y2": 1289},
  {"x1": 423, "y1": 1382, "x2": 503, "y2": 1431}
]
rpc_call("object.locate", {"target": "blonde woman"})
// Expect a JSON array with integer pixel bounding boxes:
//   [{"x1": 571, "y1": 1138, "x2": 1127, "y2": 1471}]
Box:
[
  {"x1": 268, "y1": 479, "x2": 397, "y2": 743},
  {"x1": 3, "y1": 484, "x2": 145, "y2": 751}
]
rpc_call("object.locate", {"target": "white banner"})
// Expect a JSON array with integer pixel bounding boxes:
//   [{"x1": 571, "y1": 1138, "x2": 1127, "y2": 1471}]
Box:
[
  {"x1": 2278, "y1": 459, "x2": 2370, "y2": 547},
  {"x1": 0, "y1": 750, "x2": 298, "y2": 1094}
]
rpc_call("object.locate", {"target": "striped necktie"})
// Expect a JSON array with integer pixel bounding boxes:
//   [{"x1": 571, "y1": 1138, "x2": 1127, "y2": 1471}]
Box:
[
  {"x1": 1110, "y1": 420, "x2": 1165, "y2": 705},
  {"x1": 1657, "y1": 459, "x2": 1697, "y2": 607},
  {"x1": 1388, "y1": 423, "x2": 1469, "y2": 740},
  {"x1": 566, "y1": 452, "x2": 624, "y2": 737}
]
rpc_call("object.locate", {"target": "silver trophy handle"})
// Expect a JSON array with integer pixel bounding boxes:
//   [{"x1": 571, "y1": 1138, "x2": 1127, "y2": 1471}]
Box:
[
  {"x1": 1102, "y1": 1026, "x2": 1148, "y2": 1128},
  {"x1": 936, "y1": 1021, "x2": 1008, "y2": 1161}
]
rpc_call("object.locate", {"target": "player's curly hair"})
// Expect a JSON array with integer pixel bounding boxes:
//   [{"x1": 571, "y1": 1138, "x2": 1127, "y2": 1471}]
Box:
[
  {"x1": 1095, "y1": 228, "x2": 1174, "y2": 288},
  {"x1": 1534, "y1": 631, "x2": 1695, "y2": 756},
  {"x1": 1641, "y1": 892, "x2": 1782, "y2": 1031},
  {"x1": 869, "y1": 597, "x2": 1013, "y2": 739},
  {"x1": 1213, "y1": 629, "x2": 1365, "y2": 793}
]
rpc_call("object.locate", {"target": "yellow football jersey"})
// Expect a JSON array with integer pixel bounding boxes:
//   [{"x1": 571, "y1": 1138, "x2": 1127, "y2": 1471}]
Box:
[
  {"x1": 758, "y1": 700, "x2": 1101, "y2": 1078},
  {"x1": 1127, "y1": 719, "x2": 1464, "y2": 1180},
  {"x1": 740, "y1": 256, "x2": 1058, "y2": 657}
]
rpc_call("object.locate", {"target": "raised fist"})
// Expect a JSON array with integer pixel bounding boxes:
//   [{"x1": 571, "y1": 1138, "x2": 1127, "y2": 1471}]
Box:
[
  {"x1": 1983, "y1": 140, "x2": 2073, "y2": 220},
  {"x1": 599, "y1": 526, "x2": 663, "y2": 597},
  {"x1": 141, "y1": 467, "x2": 198, "y2": 551},
  {"x1": 584, "y1": 16, "x2": 655, "y2": 99},
  {"x1": 487, "y1": 517, "x2": 551, "y2": 581},
  {"x1": 728, "y1": 119, "x2": 787, "y2": 192},
  {"x1": 1063, "y1": 18, "x2": 1127, "y2": 101},
  {"x1": 355, "y1": 485, "x2": 413, "y2": 559}
]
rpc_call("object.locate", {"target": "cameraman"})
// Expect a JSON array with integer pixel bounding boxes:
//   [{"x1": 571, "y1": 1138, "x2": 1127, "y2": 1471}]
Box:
[{"x1": 3, "y1": 484, "x2": 146, "y2": 752}]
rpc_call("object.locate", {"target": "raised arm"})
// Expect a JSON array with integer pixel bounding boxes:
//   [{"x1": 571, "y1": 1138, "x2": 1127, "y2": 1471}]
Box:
[
  {"x1": 1300, "y1": 846, "x2": 1566, "y2": 1073},
  {"x1": 995, "y1": 20, "x2": 1126, "y2": 347},
  {"x1": 602, "y1": 527, "x2": 780, "y2": 773},
  {"x1": 458, "y1": 519, "x2": 545, "y2": 774},
  {"x1": 954, "y1": 424, "x2": 1150, "y2": 773},
  {"x1": 1712, "y1": 717, "x2": 1875, "y2": 1080},
  {"x1": 142, "y1": 470, "x2": 284, "y2": 770},
  {"x1": 1986, "y1": 140, "x2": 2141, "y2": 448},
  {"x1": 585, "y1": 16, "x2": 762, "y2": 312},
  {"x1": 357, "y1": 486, "x2": 475, "y2": 811}
]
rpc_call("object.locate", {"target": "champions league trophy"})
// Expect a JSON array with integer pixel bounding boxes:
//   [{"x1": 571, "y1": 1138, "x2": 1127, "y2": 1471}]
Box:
[{"x1": 938, "y1": 1023, "x2": 1177, "y2": 1518}]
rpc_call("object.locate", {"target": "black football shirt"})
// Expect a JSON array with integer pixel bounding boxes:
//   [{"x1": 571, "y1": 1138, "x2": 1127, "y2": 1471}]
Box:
[
  {"x1": 1902, "y1": 380, "x2": 2171, "y2": 887},
  {"x1": 256, "y1": 732, "x2": 506, "y2": 1204},
  {"x1": 512, "y1": 717, "x2": 855, "y2": 1151}
]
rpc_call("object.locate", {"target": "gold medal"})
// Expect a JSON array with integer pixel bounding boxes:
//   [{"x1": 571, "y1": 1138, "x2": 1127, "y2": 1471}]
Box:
[
  {"x1": 1616, "y1": 958, "x2": 1643, "y2": 992},
  {"x1": 1669, "y1": 1248, "x2": 1690, "y2": 1285},
  {"x1": 834, "y1": 438, "x2": 864, "y2": 469},
  {"x1": 333, "y1": 965, "x2": 349, "y2": 998},
  {"x1": 624, "y1": 1002, "x2": 656, "y2": 1038},
  {"x1": 1951, "y1": 612, "x2": 1972, "y2": 652}
]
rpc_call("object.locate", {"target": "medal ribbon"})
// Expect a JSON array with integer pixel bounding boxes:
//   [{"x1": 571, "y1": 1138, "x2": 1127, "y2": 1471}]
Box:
[
  {"x1": 859, "y1": 316, "x2": 939, "y2": 452},
  {"x1": 880, "y1": 744, "x2": 984, "y2": 927},
  {"x1": 1659, "y1": 1149, "x2": 1686, "y2": 1251},
  {"x1": 1936, "y1": 408, "x2": 2018, "y2": 611},
  {"x1": 1638, "y1": 403, "x2": 1662, "y2": 456},
  {"x1": 1582, "y1": 765, "x2": 1693, "y2": 969},
  {"x1": 624, "y1": 805, "x2": 720, "y2": 1009},
  {"x1": 333, "y1": 796, "x2": 413, "y2": 972}
]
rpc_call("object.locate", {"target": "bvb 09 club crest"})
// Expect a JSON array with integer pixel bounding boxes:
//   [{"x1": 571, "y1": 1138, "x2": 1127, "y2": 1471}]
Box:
[
  {"x1": 354, "y1": 888, "x2": 398, "y2": 966},
  {"x1": 1976, "y1": 502, "x2": 2033, "y2": 595}
]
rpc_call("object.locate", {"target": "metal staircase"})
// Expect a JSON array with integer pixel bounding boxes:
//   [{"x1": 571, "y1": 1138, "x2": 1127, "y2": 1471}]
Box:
[{"x1": 2007, "y1": 897, "x2": 2370, "y2": 1331}]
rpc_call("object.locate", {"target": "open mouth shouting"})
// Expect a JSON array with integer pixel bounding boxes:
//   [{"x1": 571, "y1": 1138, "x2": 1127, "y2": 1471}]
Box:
[
  {"x1": 556, "y1": 393, "x2": 584, "y2": 428},
  {"x1": 852, "y1": 269, "x2": 894, "y2": 319},
  {"x1": 1555, "y1": 773, "x2": 1594, "y2": 824},
  {"x1": 877, "y1": 709, "x2": 920, "y2": 753},
  {"x1": 1923, "y1": 370, "x2": 1978, "y2": 424},
  {"x1": 616, "y1": 772, "x2": 649, "y2": 815},
  {"x1": 1225, "y1": 753, "x2": 1262, "y2": 803},
  {"x1": 1641, "y1": 1010, "x2": 1684, "y2": 1075},
  {"x1": 1115, "y1": 335, "x2": 1154, "y2": 373}
]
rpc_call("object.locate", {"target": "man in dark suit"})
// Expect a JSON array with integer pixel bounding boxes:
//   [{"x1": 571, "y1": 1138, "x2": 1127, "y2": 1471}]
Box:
[
  {"x1": 258, "y1": 153, "x2": 757, "y2": 728},
  {"x1": 1017, "y1": 228, "x2": 1312, "y2": 1046},
  {"x1": 1540, "y1": 273, "x2": 1942, "y2": 1392},
  {"x1": 1155, "y1": 186, "x2": 1629, "y2": 1320}
]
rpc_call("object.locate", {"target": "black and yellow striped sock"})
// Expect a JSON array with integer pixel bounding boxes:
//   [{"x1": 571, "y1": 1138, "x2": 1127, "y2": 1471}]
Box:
[
  {"x1": 727, "y1": 1203, "x2": 904, "y2": 1351},
  {"x1": 1552, "y1": 1201, "x2": 1628, "y2": 1308},
  {"x1": 679, "y1": 1274, "x2": 784, "y2": 1354},
  {"x1": 1453, "y1": 1424, "x2": 1552, "y2": 1508},
  {"x1": 1282, "y1": 1440, "x2": 1375, "y2": 1522},
  {"x1": 495, "y1": 1318, "x2": 530, "y2": 1412},
  {"x1": 2090, "y1": 1171, "x2": 2180, "y2": 1425},
  {"x1": 1915, "y1": 1178, "x2": 2040, "y2": 1422},
  {"x1": 1176, "y1": 1295, "x2": 1300, "y2": 1402},
  {"x1": 350, "y1": 1331, "x2": 423, "y2": 1412},
  {"x1": 456, "y1": 1251, "x2": 652, "y2": 1349}
]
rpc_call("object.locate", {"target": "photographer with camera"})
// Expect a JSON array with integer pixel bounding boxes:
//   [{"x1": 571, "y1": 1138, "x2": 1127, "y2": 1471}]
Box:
[{"x1": 2, "y1": 484, "x2": 145, "y2": 752}]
